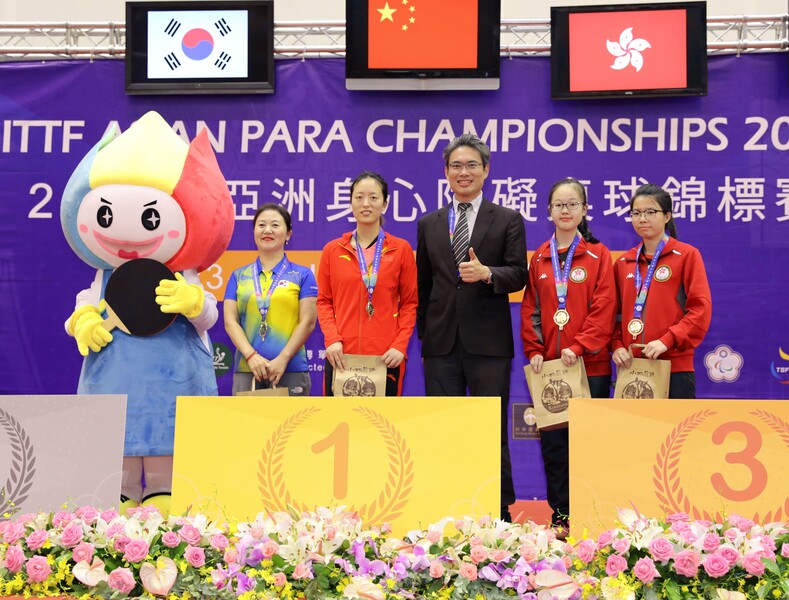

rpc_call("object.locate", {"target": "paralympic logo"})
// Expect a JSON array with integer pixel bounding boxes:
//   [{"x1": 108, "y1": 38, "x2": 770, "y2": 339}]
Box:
[
  {"x1": 704, "y1": 345, "x2": 743, "y2": 383},
  {"x1": 769, "y1": 347, "x2": 789, "y2": 384}
]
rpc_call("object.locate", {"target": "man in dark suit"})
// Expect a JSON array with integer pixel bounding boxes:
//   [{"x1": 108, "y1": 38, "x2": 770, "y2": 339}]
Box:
[{"x1": 416, "y1": 134, "x2": 528, "y2": 521}]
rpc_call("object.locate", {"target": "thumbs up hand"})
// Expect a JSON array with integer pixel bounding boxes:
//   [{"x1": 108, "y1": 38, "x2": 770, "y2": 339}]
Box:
[{"x1": 459, "y1": 247, "x2": 490, "y2": 283}]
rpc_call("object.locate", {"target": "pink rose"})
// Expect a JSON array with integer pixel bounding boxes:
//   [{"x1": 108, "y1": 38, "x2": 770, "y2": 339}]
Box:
[
  {"x1": 325, "y1": 526, "x2": 337, "y2": 540},
  {"x1": 60, "y1": 523, "x2": 84, "y2": 548},
  {"x1": 666, "y1": 512, "x2": 689, "y2": 523},
  {"x1": 223, "y1": 547, "x2": 239, "y2": 564},
  {"x1": 3, "y1": 522, "x2": 26, "y2": 544},
  {"x1": 491, "y1": 549, "x2": 511, "y2": 563},
  {"x1": 469, "y1": 546, "x2": 489, "y2": 564},
  {"x1": 632, "y1": 556, "x2": 660, "y2": 584},
  {"x1": 14, "y1": 513, "x2": 36, "y2": 526},
  {"x1": 261, "y1": 540, "x2": 279, "y2": 559},
  {"x1": 162, "y1": 531, "x2": 181, "y2": 548},
  {"x1": 105, "y1": 523, "x2": 125, "y2": 538},
  {"x1": 272, "y1": 572, "x2": 287, "y2": 587},
  {"x1": 25, "y1": 555, "x2": 52, "y2": 583},
  {"x1": 678, "y1": 529, "x2": 698, "y2": 544},
  {"x1": 100, "y1": 509, "x2": 120, "y2": 522},
  {"x1": 649, "y1": 537, "x2": 675, "y2": 562},
  {"x1": 702, "y1": 552, "x2": 730, "y2": 578},
  {"x1": 718, "y1": 545, "x2": 740, "y2": 566},
  {"x1": 702, "y1": 532, "x2": 721, "y2": 553},
  {"x1": 731, "y1": 515, "x2": 755, "y2": 532},
  {"x1": 673, "y1": 549, "x2": 700, "y2": 578},
  {"x1": 52, "y1": 511, "x2": 75, "y2": 528},
  {"x1": 114, "y1": 536, "x2": 131, "y2": 553},
  {"x1": 426, "y1": 530, "x2": 441, "y2": 544},
  {"x1": 429, "y1": 560, "x2": 444, "y2": 578},
  {"x1": 3, "y1": 544, "x2": 25, "y2": 573},
  {"x1": 519, "y1": 540, "x2": 538, "y2": 562},
  {"x1": 292, "y1": 561, "x2": 313, "y2": 580},
  {"x1": 597, "y1": 530, "x2": 615, "y2": 548},
  {"x1": 605, "y1": 554, "x2": 628, "y2": 577},
  {"x1": 178, "y1": 525, "x2": 202, "y2": 546},
  {"x1": 459, "y1": 562, "x2": 478, "y2": 581},
  {"x1": 108, "y1": 567, "x2": 136, "y2": 594},
  {"x1": 781, "y1": 543, "x2": 789, "y2": 559},
  {"x1": 72, "y1": 541, "x2": 95, "y2": 564},
  {"x1": 25, "y1": 529, "x2": 49, "y2": 550},
  {"x1": 612, "y1": 537, "x2": 630, "y2": 554},
  {"x1": 470, "y1": 535, "x2": 483, "y2": 547},
  {"x1": 185, "y1": 545, "x2": 205, "y2": 568},
  {"x1": 723, "y1": 528, "x2": 740, "y2": 543},
  {"x1": 758, "y1": 535, "x2": 776, "y2": 553},
  {"x1": 75, "y1": 506, "x2": 99, "y2": 523},
  {"x1": 123, "y1": 539, "x2": 150, "y2": 563},
  {"x1": 575, "y1": 539, "x2": 596, "y2": 564},
  {"x1": 741, "y1": 552, "x2": 765, "y2": 576},
  {"x1": 210, "y1": 534, "x2": 229, "y2": 551}
]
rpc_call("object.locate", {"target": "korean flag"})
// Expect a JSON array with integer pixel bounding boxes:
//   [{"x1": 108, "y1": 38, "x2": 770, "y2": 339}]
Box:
[{"x1": 147, "y1": 9, "x2": 249, "y2": 79}]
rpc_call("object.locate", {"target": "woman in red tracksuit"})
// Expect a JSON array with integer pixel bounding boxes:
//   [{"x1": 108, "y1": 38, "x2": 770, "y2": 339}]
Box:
[
  {"x1": 612, "y1": 183, "x2": 712, "y2": 399},
  {"x1": 317, "y1": 170, "x2": 417, "y2": 396},
  {"x1": 520, "y1": 177, "x2": 617, "y2": 530}
]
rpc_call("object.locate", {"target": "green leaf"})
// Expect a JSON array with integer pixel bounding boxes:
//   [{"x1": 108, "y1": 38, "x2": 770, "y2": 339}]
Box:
[
  {"x1": 664, "y1": 580, "x2": 683, "y2": 600},
  {"x1": 761, "y1": 557, "x2": 780, "y2": 576}
]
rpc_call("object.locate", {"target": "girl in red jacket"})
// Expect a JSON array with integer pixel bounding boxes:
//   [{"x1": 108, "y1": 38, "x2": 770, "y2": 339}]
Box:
[
  {"x1": 317, "y1": 171, "x2": 417, "y2": 396},
  {"x1": 520, "y1": 177, "x2": 617, "y2": 530},
  {"x1": 611, "y1": 184, "x2": 712, "y2": 399}
]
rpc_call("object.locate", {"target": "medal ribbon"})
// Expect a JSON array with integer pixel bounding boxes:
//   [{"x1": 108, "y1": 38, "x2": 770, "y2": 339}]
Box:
[
  {"x1": 632, "y1": 234, "x2": 669, "y2": 320},
  {"x1": 354, "y1": 229, "x2": 385, "y2": 311},
  {"x1": 549, "y1": 232, "x2": 582, "y2": 311},
  {"x1": 253, "y1": 255, "x2": 291, "y2": 325}
]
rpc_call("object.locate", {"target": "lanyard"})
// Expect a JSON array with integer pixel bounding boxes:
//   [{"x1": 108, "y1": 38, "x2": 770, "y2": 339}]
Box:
[
  {"x1": 354, "y1": 229, "x2": 385, "y2": 318},
  {"x1": 633, "y1": 234, "x2": 669, "y2": 321},
  {"x1": 549, "y1": 233, "x2": 582, "y2": 310},
  {"x1": 252, "y1": 256, "x2": 290, "y2": 331}
]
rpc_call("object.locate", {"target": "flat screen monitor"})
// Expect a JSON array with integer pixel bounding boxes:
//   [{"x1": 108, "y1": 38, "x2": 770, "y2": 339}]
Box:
[
  {"x1": 125, "y1": 0, "x2": 274, "y2": 95},
  {"x1": 551, "y1": 2, "x2": 707, "y2": 100},
  {"x1": 345, "y1": 0, "x2": 501, "y2": 91}
]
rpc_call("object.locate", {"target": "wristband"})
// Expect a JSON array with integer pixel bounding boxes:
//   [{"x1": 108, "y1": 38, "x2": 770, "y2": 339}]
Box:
[{"x1": 245, "y1": 350, "x2": 258, "y2": 362}]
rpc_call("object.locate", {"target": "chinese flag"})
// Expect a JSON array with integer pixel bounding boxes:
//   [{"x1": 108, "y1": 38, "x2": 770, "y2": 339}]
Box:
[
  {"x1": 568, "y1": 9, "x2": 687, "y2": 92},
  {"x1": 367, "y1": 0, "x2": 478, "y2": 69}
]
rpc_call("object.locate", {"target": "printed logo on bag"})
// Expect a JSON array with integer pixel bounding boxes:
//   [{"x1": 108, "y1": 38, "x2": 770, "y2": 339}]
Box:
[
  {"x1": 541, "y1": 379, "x2": 571, "y2": 413},
  {"x1": 511, "y1": 403, "x2": 540, "y2": 440},
  {"x1": 342, "y1": 375, "x2": 377, "y2": 396},
  {"x1": 769, "y1": 347, "x2": 789, "y2": 384},
  {"x1": 621, "y1": 377, "x2": 654, "y2": 399},
  {"x1": 570, "y1": 266, "x2": 587, "y2": 283},
  {"x1": 704, "y1": 344, "x2": 744, "y2": 383},
  {"x1": 654, "y1": 265, "x2": 672, "y2": 282}
]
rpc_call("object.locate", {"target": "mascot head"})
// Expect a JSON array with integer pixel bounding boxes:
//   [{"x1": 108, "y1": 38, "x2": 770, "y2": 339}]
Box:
[{"x1": 61, "y1": 111, "x2": 234, "y2": 272}]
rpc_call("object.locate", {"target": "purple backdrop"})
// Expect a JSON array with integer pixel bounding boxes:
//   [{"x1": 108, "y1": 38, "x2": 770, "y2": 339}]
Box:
[{"x1": 1, "y1": 55, "x2": 788, "y2": 501}]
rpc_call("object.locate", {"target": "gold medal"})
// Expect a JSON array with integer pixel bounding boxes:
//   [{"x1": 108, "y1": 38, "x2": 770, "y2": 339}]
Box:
[
  {"x1": 366, "y1": 301, "x2": 375, "y2": 319},
  {"x1": 259, "y1": 321, "x2": 269, "y2": 340},
  {"x1": 553, "y1": 308, "x2": 570, "y2": 330},
  {"x1": 627, "y1": 318, "x2": 644, "y2": 337}
]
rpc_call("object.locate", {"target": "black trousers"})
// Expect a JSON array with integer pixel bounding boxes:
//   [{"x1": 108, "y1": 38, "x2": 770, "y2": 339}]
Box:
[
  {"x1": 669, "y1": 371, "x2": 696, "y2": 399},
  {"x1": 540, "y1": 373, "x2": 611, "y2": 526},
  {"x1": 423, "y1": 337, "x2": 514, "y2": 521}
]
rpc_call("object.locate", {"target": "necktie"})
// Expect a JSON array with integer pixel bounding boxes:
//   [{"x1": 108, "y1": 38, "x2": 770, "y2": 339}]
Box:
[{"x1": 452, "y1": 203, "x2": 470, "y2": 267}]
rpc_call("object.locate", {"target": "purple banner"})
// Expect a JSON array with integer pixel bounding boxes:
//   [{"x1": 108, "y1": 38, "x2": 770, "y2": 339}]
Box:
[{"x1": 1, "y1": 55, "x2": 788, "y2": 501}]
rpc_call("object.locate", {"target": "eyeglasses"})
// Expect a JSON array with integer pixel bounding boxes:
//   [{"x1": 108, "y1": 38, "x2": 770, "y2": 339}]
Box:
[
  {"x1": 549, "y1": 201, "x2": 582, "y2": 212},
  {"x1": 629, "y1": 209, "x2": 665, "y2": 219},
  {"x1": 448, "y1": 161, "x2": 483, "y2": 172}
]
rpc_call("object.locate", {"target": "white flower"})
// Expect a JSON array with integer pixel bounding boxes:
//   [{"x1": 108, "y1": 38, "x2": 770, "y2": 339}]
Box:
[
  {"x1": 607, "y1": 27, "x2": 651, "y2": 72},
  {"x1": 343, "y1": 575, "x2": 385, "y2": 600},
  {"x1": 73, "y1": 558, "x2": 109, "y2": 587}
]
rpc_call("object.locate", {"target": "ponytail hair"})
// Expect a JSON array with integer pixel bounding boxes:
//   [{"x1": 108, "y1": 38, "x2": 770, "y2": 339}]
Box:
[
  {"x1": 630, "y1": 183, "x2": 678, "y2": 239},
  {"x1": 547, "y1": 177, "x2": 599, "y2": 244}
]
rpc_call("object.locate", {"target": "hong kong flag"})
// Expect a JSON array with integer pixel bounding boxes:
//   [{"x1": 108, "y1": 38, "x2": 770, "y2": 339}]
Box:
[
  {"x1": 568, "y1": 9, "x2": 688, "y2": 92},
  {"x1": 367, "y1": 0, "x2": 477, "y2": 69}
]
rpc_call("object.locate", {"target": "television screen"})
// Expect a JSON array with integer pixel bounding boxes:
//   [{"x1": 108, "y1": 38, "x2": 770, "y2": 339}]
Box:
[
  {"x1": 551, "y1": 2, "x2": 707, "y2": 99},
  {"x1": 126, "y1": 0, "x2": 274, "y2": 95},
  {"x1": 345, "y1": 0, "x2": 501, "y2": 91}
]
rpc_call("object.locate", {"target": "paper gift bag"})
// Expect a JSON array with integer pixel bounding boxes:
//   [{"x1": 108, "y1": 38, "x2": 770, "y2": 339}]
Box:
[
  {"x1": 332, "y1": 354, "x2": 387, "y2": 396},
  {"x1": 613, "y1": 345, "x2": 671, "y2": 399},
  {"x1": 237, "y1": 378, "x2": 291, "y2": 397},
  {"x1": 524, "y1": 357, "x2": 591, "y2": 429}
]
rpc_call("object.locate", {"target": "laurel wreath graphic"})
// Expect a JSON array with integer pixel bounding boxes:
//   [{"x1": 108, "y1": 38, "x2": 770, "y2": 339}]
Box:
[
  {"x1": 257, "y1": 407, "x2": 413, "y2": 525},
  {"x1": 0, "y1": 409, "x2": 37, "y2": 515},
  {"x1": 653, "y1": 409, "x2": 789, "y2": 523},
  {"x1": 352, "y1": 407, "x2": 414, "y2": 526}
]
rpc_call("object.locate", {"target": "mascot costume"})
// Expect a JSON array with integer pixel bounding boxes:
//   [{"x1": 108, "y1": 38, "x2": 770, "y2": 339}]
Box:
[{"x1": 61, "y1": 111, "x2": 234, "y2": 514}]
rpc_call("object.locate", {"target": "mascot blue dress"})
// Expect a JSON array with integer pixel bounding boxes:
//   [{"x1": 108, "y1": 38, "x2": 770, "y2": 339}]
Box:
[{"x1": 60, "y1": 112, "x2": 235, "y2": 513}]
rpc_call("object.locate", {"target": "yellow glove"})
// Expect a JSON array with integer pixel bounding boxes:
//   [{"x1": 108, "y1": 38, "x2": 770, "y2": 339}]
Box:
[
  {"x1": 155, "y1": 272, "x2": 205, "y2": 319},
  {"x1": 67, "y1": 300, "x2": 113, "y2": 357}
]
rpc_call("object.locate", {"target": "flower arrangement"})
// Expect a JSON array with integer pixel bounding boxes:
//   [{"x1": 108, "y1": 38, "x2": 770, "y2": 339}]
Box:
[{"x1": 0, "y1": 505, "x2": 786, "y2": 600}]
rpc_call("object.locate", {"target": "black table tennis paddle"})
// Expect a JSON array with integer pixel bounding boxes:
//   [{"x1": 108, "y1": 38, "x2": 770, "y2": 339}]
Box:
[{"x1": 103, "y1": 258, "x2": 177, "y2": 336}]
